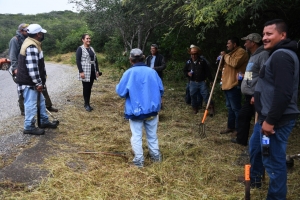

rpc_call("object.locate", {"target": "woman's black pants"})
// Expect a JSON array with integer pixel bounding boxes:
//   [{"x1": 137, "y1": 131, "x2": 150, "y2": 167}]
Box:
[{"x1": 82, "y1": 78, "x2": 94, "y2": 106}]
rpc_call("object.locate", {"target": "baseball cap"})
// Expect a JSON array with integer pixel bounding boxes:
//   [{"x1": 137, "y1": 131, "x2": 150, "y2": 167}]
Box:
[
  {"x1": 130, "y1": 48, "x2": 143, "y2": 58},
  {"x1": 27, "y1": 24, "x2": 47, "y2": 34},
  {"x1": 18, "y1": 23, "x2": 29, "y2": 31},
  {"x1": 241, "y1": 33, "x2": 262, "y2": 43}
]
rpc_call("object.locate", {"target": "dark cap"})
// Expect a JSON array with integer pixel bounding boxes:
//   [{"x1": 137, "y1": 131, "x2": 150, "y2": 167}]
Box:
[{"x1": 241, "y1": 33, "x2": 262, "y2": 43}]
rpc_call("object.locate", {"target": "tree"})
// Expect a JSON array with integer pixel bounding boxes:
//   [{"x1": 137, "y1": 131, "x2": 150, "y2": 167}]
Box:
[
  {"x1": 0, "y1": 11, "x2": 87, "y2": 55},
  {"x1": 70, "y1": 0, "x2": 174, "y2": 52},
  {"x1": 161, "y1": 0, "x2": 300, "y2": 40}
]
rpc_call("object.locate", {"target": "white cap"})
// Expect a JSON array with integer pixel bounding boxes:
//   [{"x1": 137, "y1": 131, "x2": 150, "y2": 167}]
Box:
[
  {"x1": 130, "y1": 48, "x2": 143, "y2": 58},
  {"x1": 27, "y1": 24, "x2": 47, "y2": 34}
]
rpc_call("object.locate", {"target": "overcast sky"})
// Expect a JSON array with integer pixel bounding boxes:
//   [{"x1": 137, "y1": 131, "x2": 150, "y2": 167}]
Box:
[{"x1": 0, "y1": 0, "x2": 77, "y2": 15}]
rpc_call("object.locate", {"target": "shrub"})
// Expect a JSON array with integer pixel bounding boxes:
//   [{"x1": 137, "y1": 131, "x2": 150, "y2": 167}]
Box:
[
  {"x1": 103, "y1": 34, "x2": 124, "y2": 63},
  {"x1": 164, "y1": 60, "x2": 185, "y2": 82}
]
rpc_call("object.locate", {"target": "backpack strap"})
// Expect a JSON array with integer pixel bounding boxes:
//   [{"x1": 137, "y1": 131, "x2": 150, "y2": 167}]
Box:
[{"x1": 14, "y1": 34, "x2": 23, "y2": 52}]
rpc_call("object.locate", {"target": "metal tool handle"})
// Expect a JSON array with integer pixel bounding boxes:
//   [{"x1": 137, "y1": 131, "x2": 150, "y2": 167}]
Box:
[
  {"x1": 78, "y1": 151, "x2": 128, "y2": 161},
  {"x1": 37, "y1": 91, "x2": 41, "y2": 128}
]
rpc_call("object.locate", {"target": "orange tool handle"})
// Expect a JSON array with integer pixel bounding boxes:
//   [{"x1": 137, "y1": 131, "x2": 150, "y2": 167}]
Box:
[
  {"x1": 201, "y1": 109, "x2": 208, "y2": 123},
  {"x1": 245, "y1": 164, "x2": 251, "y2": 181}
]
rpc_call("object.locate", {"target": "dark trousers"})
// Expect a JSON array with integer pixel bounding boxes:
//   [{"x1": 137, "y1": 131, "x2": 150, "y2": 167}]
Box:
[
  {"x1": 185, "y1": 83, "x2": 202, "y2": 105},
  {"x1": 82, "y1": 79, "x2": 94, "y2": 105},
  {"x1": 189, "y1": 81, "x2": 209, "y2": 109},
  {"x1": 19, "y1": 87, "x2": 53, "y2": 113},
  {"x1": 224, "y1": 86, "x2": 241, "y2": 130},
  {"x1": 236, "y1": 95, "x2": 255, "y2": 145}
]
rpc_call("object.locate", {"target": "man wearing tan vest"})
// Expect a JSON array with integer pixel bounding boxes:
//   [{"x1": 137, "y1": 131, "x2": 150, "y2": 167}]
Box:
[
  {"x1": 9, "y1": 23, "x2": 58, "y2": 116},
  {"x1": 16, "y1": 24, "x2": 58, "y2": 135}
]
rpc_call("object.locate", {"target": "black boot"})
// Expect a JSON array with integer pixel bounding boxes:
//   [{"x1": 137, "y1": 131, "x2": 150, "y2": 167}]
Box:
[
  {"x1": 40, "y1": 121, "x2": 58, "y2": 129},
  {"x1": 23, "y1": 127, "x2": 45, "y2": 135},
  {"x1": 84, "y1": 104, "x2": 92, "y2": 112}
]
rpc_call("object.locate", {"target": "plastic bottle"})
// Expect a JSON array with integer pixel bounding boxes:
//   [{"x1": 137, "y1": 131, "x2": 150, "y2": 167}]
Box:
[
  {"x1": 238, "y1": 72, "x2": 243, "y2": 86},
  {"x1": 190, "y1": 69, "x2": 193, "y2": 74},
  {"x1": 238, "y1": 72, "x2": 243, "y2": 80},
  {"x1": 262, "y1": 135, "x2": 270, "y2": 156},
  {"x1": 215, "y1": 55, "x2": 221, "y2": 64}
]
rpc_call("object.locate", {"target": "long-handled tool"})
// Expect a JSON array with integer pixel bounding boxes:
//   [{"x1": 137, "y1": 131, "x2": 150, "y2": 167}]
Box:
[
  {"x1": 37, "y1": 90, "x2": 59, "y2": 127},
  {"x1": 8, "y1": 66, "x2": 18, "y2": 83},
  {"x1": 199, "y1": 56, "x2": 223, "y2": 137},
  {"x1": 37, "y1": 91, "x2": 41, "y2": 128},
  {"x1": 244, "y1": 164, "x2": 251, "y2": 200},
  {"x1": 78, "y1": 151, "x2": 128, "y2": 162},
  {"x1": 46, "y1": 108, "x2": 60, "y2": 125}
]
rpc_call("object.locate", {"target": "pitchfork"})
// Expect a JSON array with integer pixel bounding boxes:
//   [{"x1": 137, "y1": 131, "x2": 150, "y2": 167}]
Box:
[{"x1": 199, "y1": 56, "x2": 223, "y2": 137}]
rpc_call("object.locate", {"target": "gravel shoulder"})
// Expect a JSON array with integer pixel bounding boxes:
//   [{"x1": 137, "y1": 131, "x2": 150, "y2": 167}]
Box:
[{"x1": 0, "y1": 62, "x2": 78, "y2": 185}]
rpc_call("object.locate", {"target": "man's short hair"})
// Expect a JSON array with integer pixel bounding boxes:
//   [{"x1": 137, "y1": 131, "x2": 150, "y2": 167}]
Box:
[
  {"x1": 264, "y1": 19, "x2": 288, "y2": 34},
  {"x1": 130, "y1": 48, "x2": 144, "y2": 62},
  {"x1": 151, "y1": 44, "x2": 158, "y2": 49},
  {"x1": 229, "y1": 36, "x2": 240, "y2": 46}
]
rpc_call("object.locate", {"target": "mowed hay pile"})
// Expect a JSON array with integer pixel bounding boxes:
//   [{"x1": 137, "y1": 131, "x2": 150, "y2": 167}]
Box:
[{"x1": 2, "y1": 66, "x2": 300, "y2": 199}]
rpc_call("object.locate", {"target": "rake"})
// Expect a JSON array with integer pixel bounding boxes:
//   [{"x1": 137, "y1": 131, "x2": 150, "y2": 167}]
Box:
[
  {"x1": 199, "y1": 56, "x2": 222, "y2": 137},
  {"x1": 78, "y1": 151, "x2": 128, "y2": 162}
]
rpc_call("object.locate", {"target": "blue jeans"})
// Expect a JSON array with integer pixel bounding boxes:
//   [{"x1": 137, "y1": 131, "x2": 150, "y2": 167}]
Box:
[
  {"x1": 224, "y1": 86, "x2": 241, "y2": 130},
  {"x1": 249, "y1": 120, "x2": 295, "y2": 199},
  {"x1": 129, "y1": 115, "x2": 161, "y2": 167},
  {"x1": 185, "y1": 83, "x2": 202, "y2": 105},
  {"x1": 189, "y1": 81, "x2": 209, "y2": 108},
  {"x1": 23, "y1": 87, "x2": 49, "y2": 130},
  {"x1": 249, "y1": 123, "x2": 265, "y2": 188}
]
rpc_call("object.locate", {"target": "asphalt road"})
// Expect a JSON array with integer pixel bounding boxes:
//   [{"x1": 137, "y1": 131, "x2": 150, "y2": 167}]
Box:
[{"x1": 0, "y1": 62, "x2": 76, "y2": 124}]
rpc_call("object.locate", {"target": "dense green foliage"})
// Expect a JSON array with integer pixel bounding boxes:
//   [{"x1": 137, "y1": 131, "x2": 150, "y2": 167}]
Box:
[
  {"x1": 0, "y1": 11, "x2": 87, "y2": 54},
  {"x1": 1, "y1": 0, "x2": 299, "y2": 81}
]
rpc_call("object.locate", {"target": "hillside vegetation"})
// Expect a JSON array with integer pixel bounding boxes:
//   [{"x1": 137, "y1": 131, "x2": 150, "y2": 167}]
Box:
[{"x1": 0, "y1": 11, "x2": 87, "y2": 54}]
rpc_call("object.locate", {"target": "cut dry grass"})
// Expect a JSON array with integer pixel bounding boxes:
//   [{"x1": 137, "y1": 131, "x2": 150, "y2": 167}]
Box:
[{"x1": 1, "y1": 65, "x2": 300, "y2": 200}]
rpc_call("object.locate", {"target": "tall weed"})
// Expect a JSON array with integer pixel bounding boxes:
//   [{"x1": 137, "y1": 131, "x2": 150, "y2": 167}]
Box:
[{"x1": 164, "y1": 60, "x2": 185, "y2": 82}]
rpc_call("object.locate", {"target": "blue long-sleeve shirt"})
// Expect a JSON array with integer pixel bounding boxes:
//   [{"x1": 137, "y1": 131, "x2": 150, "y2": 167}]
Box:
[{"x1": 116, "y1": 62, "x2": 164, "y2": 120}]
